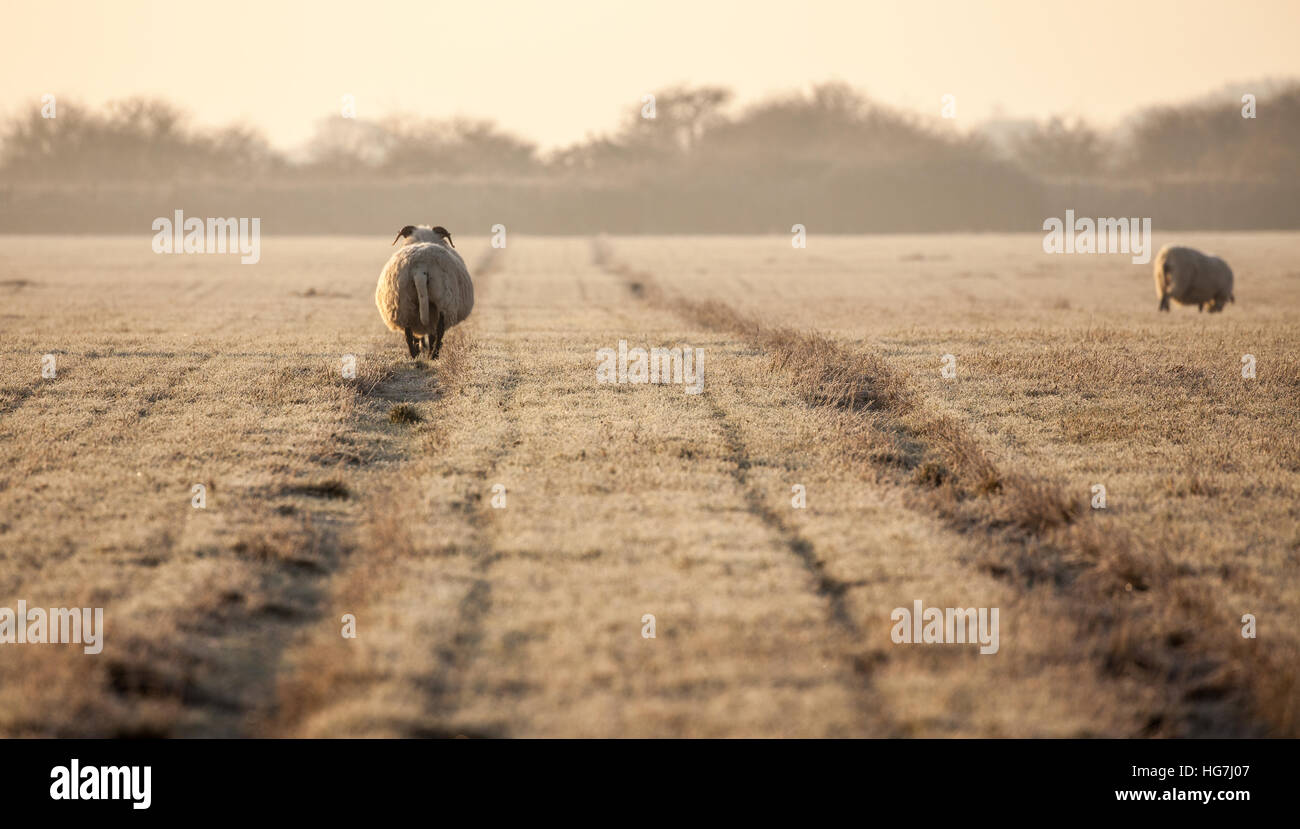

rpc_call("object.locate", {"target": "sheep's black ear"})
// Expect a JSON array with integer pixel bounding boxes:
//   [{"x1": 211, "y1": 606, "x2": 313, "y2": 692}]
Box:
[
  {"x1": 392, "y1": 225, "x2": 415, "y2": 245},
  {"x1": 432, "y1": 226, "x2": 454, "y2": 248}
]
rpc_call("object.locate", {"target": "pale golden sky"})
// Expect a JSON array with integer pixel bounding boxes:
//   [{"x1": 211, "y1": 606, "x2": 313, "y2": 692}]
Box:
[{"x1": 3, "y1": 0, "x2": 1298, "y2": 149}]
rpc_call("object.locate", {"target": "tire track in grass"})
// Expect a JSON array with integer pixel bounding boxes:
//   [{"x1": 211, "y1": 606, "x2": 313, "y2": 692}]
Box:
[
  {"x1": 112, "y1": 352, "x2": 422, "y2": 737},
  {"x1": 269, "y1": 244, "x2": 519, "y2": 737},
  {"x1": 187, "y1": 350, "x2": 422, "y2": 736},
  {"x1": 419, "y1": 335, "x2": 520, "y2": 733},
  {"x1": 395, "y1": 243, "x2": 519, "y2": 731},
  {"x1": 700, "y1": 382, "x2": 899, "y2": 735},
  {"x1": 262, "y1": 340, "x2": 506, "y2": 737},
  {"x1": 412, "y1": 242, "x2": 884, "y2": 736},
  {"x1": 708, "y1": 402, "x2": 858, "y2": 629},
  {"x1": 592, "y1": 237, "x2": 1286, "y2": 737}
]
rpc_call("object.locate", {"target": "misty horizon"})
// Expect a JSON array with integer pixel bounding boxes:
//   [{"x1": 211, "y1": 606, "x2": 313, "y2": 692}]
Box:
[
  {"x1": 6, "y1": 75, "x2": 1298, "y2": 161},
  {"x1": 4, "y1": 1, "x2": 1300, "y2": 234},
  {"x1": 3, "y1": 0, "x2": 1300, "y2": 151}
]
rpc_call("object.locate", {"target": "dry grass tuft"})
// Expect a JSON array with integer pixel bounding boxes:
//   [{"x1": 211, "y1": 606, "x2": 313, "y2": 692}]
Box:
[
  {"x1": 767, "y1": 327, "x2": 915, "y2": 413},
  {"x1": 388, "y1": 403, "x2": 423, "y2": 424},
  {"x1": 1000, "y1": 473, "x2": 1084, "y2": 534},
  {"x1": 915, "y1": 414, "x2": 1003, "y2": 495}
]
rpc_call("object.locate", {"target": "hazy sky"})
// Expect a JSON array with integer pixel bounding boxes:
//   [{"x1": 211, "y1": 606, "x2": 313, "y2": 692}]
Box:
[{"x1": 3, "y1": 0, "x2": 1298, "y2": 150}]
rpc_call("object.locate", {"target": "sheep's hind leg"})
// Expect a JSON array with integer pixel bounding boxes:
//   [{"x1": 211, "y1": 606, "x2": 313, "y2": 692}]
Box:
[
  {"x1": 404, "y1": 327, "x2": 420, "y2": 358},
  {"x1": 422, "y1": 333, "x2": 432, "y2": 356},
  {"x1": 432, "y1": 312, "x2": 446, "y2": 360},
  {"x1": 1159, "y1": 293, "x2": 1171, "y2": 312}
]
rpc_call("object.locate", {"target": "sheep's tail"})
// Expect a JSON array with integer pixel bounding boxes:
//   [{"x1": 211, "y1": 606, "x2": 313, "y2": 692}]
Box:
[{"x1": 413, "y1": 268, "x2": 431, "y2": 327}]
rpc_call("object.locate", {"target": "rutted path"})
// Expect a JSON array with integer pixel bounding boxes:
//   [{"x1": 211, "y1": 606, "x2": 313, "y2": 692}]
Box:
[
  {"x1": 589, "y1": 237, "x2": 1268, "y2": 737},
  {"x1": 269, "y1": 245, "x2": 518, "y2": 737},
  {"x1": 277, "y1": 239, "x2": 902, "y2": 736}
]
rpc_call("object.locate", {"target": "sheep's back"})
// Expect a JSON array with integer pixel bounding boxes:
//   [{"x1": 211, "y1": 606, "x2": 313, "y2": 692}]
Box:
[
  {"x1": 432, "y1": 263, "x2": 474, "y2": 327},
  {"x1": 1155, "y1": 245, "x2": 1232, "y2": 304},
  {"x1": 375, "y1": 247, "x2": 431, "y2": 333},
  {"x1": 375, "y1": 244, "x2": 474, "y2": 334}
]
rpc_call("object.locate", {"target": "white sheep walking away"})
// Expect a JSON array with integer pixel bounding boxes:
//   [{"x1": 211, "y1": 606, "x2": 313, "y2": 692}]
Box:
[
  {"x1": 376, "y1": 227, "x2": 474, "y2": 358},
  {"x1": 1153, "y1": 245, "x2": 1235, "y2": 313}
]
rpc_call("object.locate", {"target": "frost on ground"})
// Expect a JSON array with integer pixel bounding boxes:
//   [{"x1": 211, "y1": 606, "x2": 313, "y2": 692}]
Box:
[{"x1": 0, "y1": 234, "x2": 1295, "y2": 737}]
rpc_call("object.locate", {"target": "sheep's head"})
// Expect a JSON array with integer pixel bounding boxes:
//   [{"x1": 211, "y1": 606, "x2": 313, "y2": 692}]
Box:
[
  {"x1": 391, "y1": 225, "x2": 417, "y2": 245},
  {"x1": 432, "y1": 226, "x2": 455, "y2": 248}
]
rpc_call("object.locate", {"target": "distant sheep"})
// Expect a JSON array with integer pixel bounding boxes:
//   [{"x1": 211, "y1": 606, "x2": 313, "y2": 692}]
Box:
[
  {"x1": 1153, "y1": 245, "x2": 1235, "y2": 313},
  {"x1": 376, "y1": 229, "x2": 474, "y2": 358}
]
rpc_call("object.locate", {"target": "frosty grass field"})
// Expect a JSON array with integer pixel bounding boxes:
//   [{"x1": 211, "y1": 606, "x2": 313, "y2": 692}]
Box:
[{"x1": 0, "y1": 232, "x2": 1296, "y2": 737}]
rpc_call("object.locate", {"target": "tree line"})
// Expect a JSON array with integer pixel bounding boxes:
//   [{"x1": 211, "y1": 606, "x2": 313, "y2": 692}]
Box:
[{"x1": 4, "y1": 81, "x2": 1297, "y2": 185}]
